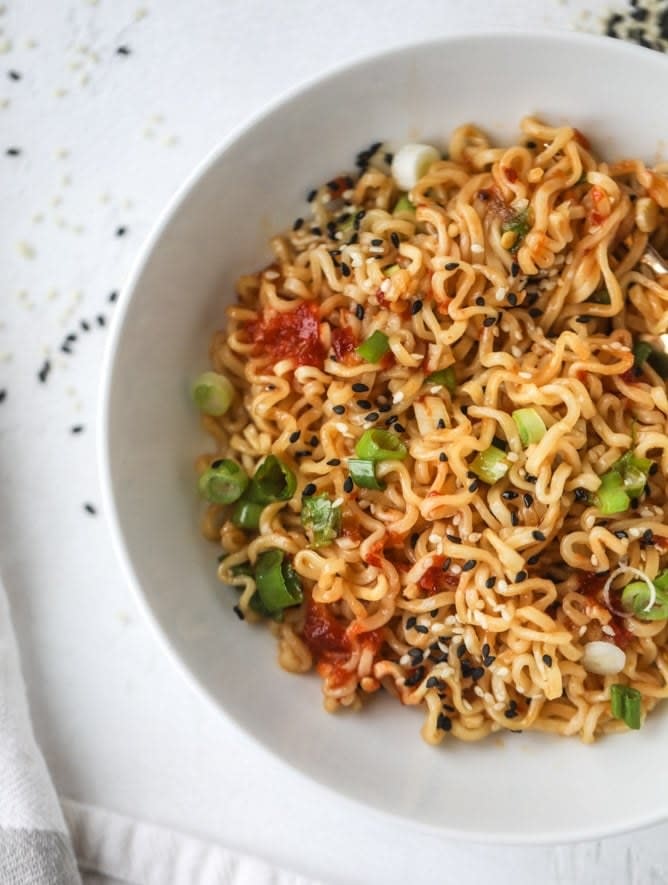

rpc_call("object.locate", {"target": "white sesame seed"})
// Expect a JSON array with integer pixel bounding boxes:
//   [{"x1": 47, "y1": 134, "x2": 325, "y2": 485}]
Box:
[
  {"x1": 264, "y1": 270, "x2": 279, "y2": 280},
  {"x1": 518, "y1": 371, "x2": 532, "y2": 379},
  {"x1": 451, "y1": 565, "x2": 462, "y2": 575},
  {"x1": 430, "y1": 623, "x2": 441, "y2": 633},
  {"x1": 495, "y1": 287, "x2": 507, "y2": 301},
  {"x1": 474, "y1": 686, "x2": 485, "y2": 698},
  {"x1": 379, "y1": 279, "x2": 391, "y2": 293},
  {"x1": 602, "y1": 625, "x2": 615, "y2": 636},
  {"x1": 590, "y1": 555, "x2": 599, "y2": 568},
  {"x1": 506, "y1": 452, "x2": 519, "y2": 462},
  {"x1": 471, "y1": 244, "x2": 484, "y2": 254},
  {"x1": 429, "y1": 386, "x2": 442, "y2": 394},
  {"x1": 392, "y1": 390, "x2": 404, "y2": 404},
  {"x1": 584, "y1": 515, "x2": 596, "y2": 530},
  {"x1": 468, "y1": 532, "x2": 481, "y2": 543},
  {"x1": 497, "y1": 580, "x2": 508, "y2": 593},
  {"x1": 628, "y1": 527, "x2": 642, "y2": 539},
  {"x1": 429, "y1": 533, "x2": 441, "y2": 545},
  {"x1": 462, "y1": 700, "x2": 473, "y2": 711},
  {"x1": 332, "y1": 498, "x2": 343, "y2": 508},
  {"x1": 579, "y1": 625, "x2": 587, "y2": 637},
  {"x1": 399, "y1": 654, "x2": 411, "y2": 666},
  {"x1": 511, "y1": 346, "x2": 523, "y2": 358},
  {"x1": 334, "y1": 422, "x2": 348, "y2": 433}
]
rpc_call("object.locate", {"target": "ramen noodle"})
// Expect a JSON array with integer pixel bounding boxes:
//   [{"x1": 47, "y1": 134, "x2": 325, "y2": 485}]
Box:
[{"x1": 193, "y1": 117, "x2": 668, "y2": 743}]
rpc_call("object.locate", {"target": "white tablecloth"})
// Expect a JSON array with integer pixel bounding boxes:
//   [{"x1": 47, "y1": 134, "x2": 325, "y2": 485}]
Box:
[{"x1": 2, "y1": 0, "x2": 668, "y2": 882}]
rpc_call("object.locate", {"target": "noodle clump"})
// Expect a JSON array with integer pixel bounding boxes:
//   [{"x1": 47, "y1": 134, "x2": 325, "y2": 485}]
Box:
[{"x1": 195, "y1": 117, "x2": 668, "y2": 743}]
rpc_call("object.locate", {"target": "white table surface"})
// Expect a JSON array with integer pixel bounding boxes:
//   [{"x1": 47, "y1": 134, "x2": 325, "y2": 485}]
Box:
[{"x1": 3, "y1": 1, "x2": 668, "y2": 883}]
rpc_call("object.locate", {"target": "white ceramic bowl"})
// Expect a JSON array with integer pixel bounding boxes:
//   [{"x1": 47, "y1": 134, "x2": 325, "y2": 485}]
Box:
[{"x1": 101, "y1": 31, "x2": 668, "y2": 842}]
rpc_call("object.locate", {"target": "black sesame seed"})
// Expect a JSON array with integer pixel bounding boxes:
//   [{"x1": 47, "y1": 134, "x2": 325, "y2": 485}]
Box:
[
  {"x1": 526, "y1": 291, "x2": 539, "y2": 306},
  {"x1": 430, "y1": 647, "x2": 448, "y2": 664},
  {"x1": 485, "y1": 576, "x2": 496, "y2": 589},
  {"x1": 447, "y1": 534, "x2": 461, "y2": 544},
  {"x1": 384, "y1": 152, "x2": 393, "y2": 165},
  {"x1": 408, "y1": 647, "x2": 424, "y2": 663},
  {"x1": 365, "y1": 412, "x2": 379, "y2": 423},
  {"x1": 8, "y1": 70, "x2": 21, "y2": 81},
  {"x1": 475, "y1": 296, "x2": 485, "y2": 306},
  {"x1": 414, "y1": 625, "x2": 429, "y2": 635},
  {"x1": 445, "y1": 262, "x2": 459, "y2": 271},
  {"x1": 310, "y1": 226, "x2": 322, "y2": 236},
  {"x1": 233, "y1": 604, "x2": 245, "y2": 620},
  {"x1": 378, "y1": 402, "x2": 391, "y2": 413},
  {"x1": 482, "y1": 643, "x2": 490, "y2": 658},
  {"x1": 97, "y1": 314, "x2": 106, "y2": 327},
  {"x1": 302, "y1": 483, "x2": 317, "y2": 497},
  {"x1": 507, "y1": 292, "x2": 518, "y2": 306},
  {"x1": 462, "y1": 559, "x2": 477, "y2": 572},
  {"x1": 437, "y1": 453, "x2": 447, "y2": 465},
  {"x1": 505, "y1": 708, "x2": 519, "y2": 719},
  {"x1": 394, "y1": 423, "x2": 406, "y2": 434},
  {"x1": 0, "y1": 390, "x2": 6, "y2": 404},
  {"x1": 483, "y1": 315, "x2": 496, "y2": 327},
  {"x1": 116, "y1": 45, "x2": 132, "y2": 55},
  {"x1": 37, "y1": 360, "x2": 51, "y2": 383},
  {"x1": 385, "y1": 415, "x2": 398, "y2": 425},
  {"x1": 308, "y1": 435, "x2": 318, "y2": 448},
  {"x1": 457, "y1": 643, "x2": 466, "y2": 658},
  {"x1": 61, "y1": 343, "x2": 72, "y2": 354},
  {"x1": 292, "y1": 217, "x2": 304, "y2": 231},
  {"x1": 354, "y1": 303, "x2": 365, "y2": 320},
  {"x1": 461, "y1": 661, "x2": 473, "y2": 678},
  {"x1": 307, "y1": 188, "x2": 317, "y2": 202},
  {"x1": 515, "y1": 570, "x2": 528, "y2": 583},
  {"x1": 437, "y1": 418, "x2": 446, "y2": 430},
  {"x1": 391, "y1": 232, "x2": 400, "y2": 249},
  {"x1": 84, "y1": 503, "x2": 97, "y2": 515},
  {"x1": 542, "y1": 654, "x2": 553, "y2": 667},
  {"x1": 80, "y1": 320, "x2": 90, "y2": 332},
  {"x1": 523, "y1": 493, "x2": 533, "y2": 507},
  {"x1": 437, "y1": 713, "x2": 452, "y2": 731},
  {"x1": 406, "y1": 616, "x2": 417, "y2": 629},
  {"x1": 532, "y1": 530, "x2": 546, "y2": 541},
  {"x1": 614, "y1": 530, "x2": 628, "y2": 539},
  {"x1": 295, "y1": 450, "x2": 312, "y2": 458},
  {"x1": 574, "y1": 487, "x2": 589, "y2": 502},
  {"x1": 529, "y1": 307, "x2": 543, "y2": 318},
  {"x1": 326, "y1": 458, "x2": 341, "y2": 466},
  {"x1": 470, "y1": 666, "x2": 485, "y2": 680},
  {"x1": 426, "y1": 676, "x2": 442, "y2": 689},
  {"x1": 108, "y1": 290, "x2": 119, "y2": 303},
  {"x1": 502, "y1": 490, "x2": 518, "y2": 500},
  {"x1": 511, "y1": 512, "x2": 519, "y2": 526},
  {"x1": 333, "y1": 404, "x2": 345, "y2": 414},
  {"x1": 468, "y1": 480, "x2": 479, "y2": 493},
  {"x1": 115, "y1": 226, "x2": 127, "y2": 237},
  {"x1": 356, "y1": 399, "x2": 372, "y2": 410},
  {"x1": 343, "y1": 476, "x2": 354, "y2": 493},
  {"x1": 649, "y1": 462, "x2": 659, "y2": 476},
  {"x1": 575, "y1": 315, "x2": 592, "y2": 324},
  {"x1": 510, "y1": 263, "x2": 520, "y2": 278},
  {"x1": 411, "y1": 300, "x2": 423, "y2": 315},
  {"x1": 6, "y1": 147, "x2": 21, "y2": 156},
  {"x1": 341, "y1": 263, "x2": 351, "y2": 277},
  {"x1": 484, "y1": 655, "x2": 496, "y2": 667},
  {"x1": 527, "y1": 554, "x2": 540, "y2": 566},
  {"x1": 404, "y1": 666, "x2": 425, "y2": 687},
  {"x1": 526, "y1": 141, "x2": 536, "y2": 149},
  {"x1": 371, "y1": 238, "x2": 383, "y2": 247},
  {"x1": 289, "y1": 431, "x2": 301, "y2": 443}
]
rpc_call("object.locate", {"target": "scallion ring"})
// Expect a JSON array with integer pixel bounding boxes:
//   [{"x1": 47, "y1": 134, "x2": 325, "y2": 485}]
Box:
[
  {"x1": 198, "y1": 458, "x2": 249, "y2": 504},
  {"x1": 191, "y1": 371, "x2": 234, "y2": 416},
  {"x1": 348, "y1": 458, "x2": 385, "y2": 490},
  {"x1": 610, "y1": 684, "x2": 642, "y2": 730},
  {"x1": 356, "y1": 330, "x2": 390, "y2": 363},
  {"x1": 512, "y1": 408, "x2": 546, "y2": 446},
  {"x1": 355, "y1": 429, "x2": 408, "y2": 461},
  {"x1": 246, "y1": 455, "x2": 296, "y2": 504}
]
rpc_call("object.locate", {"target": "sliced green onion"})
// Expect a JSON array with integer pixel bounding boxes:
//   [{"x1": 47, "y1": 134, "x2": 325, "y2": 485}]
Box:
[
  {"x1": 596, "y1": 471, "x2": 630, "y2": 516},
  {"x1": 301, "y1": 493, "x2": 342, "y2": 547},
  {"x1": 647, "y1": 348, "x2": 668, "y2": 379},
  {"x1": 610, "y1": 684, "x2": 642, "y2": 730},
  {"x1": 246, "y1": 455, "x2": 296, "y2": 504},
  {"x1": 612, "y1": 451, "x2": 652, "y2": 497},
  {"x1": 633, "y1": 340, "x2": 653, "y2": 369},
  {"x1": 191, "y1": 371, "x2": 234, "y2": 416},
  {"x1": 348, "y1": 458, "x2": 385, "y2": 490},
  {"x1": 355, "y1": 429, "x2": 408, "y2": 461},
  {"x1": 254, "y1": 549, "x2": 303, "y2": 615},
  {"x1": 382, "y1": 264, "x2": 399, "y2": 277},
  {"x1": 501, "y1": 207, "x2": 531, "y2": 251},
  {"x1": 198, "y1": 459, "x2": 248, "y2": 504},
  {"x1": 356, "y1": 330, "x2": 390, "y2": 363},
  {"x1": 512, "y1": 408, "x2": 547, "y2": 446},
  {"x1": 425, "y1": 367, "x2": 456, "y2": 393},
  {"x1": 621, "y1": 576, "x2": 668, "y2": 621},
  {"x1": 393, "y1": 194, "x2": 416, "y2": 216},
  {"x1": 470, "y1": 445, "x2": 509, "y2": 485},
  {"x1": 231, "y1": 499, "x2": 263, "y2": 530}
]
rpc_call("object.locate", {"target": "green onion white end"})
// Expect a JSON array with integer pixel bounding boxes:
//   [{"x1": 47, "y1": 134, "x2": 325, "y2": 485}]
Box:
[{"x1": 391, "y1": 143, "x2": 440, "y2": 190}]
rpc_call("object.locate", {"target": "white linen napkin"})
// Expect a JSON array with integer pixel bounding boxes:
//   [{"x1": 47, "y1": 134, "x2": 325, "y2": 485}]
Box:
[{"x1": 0, "y1": 580, "x2": 320, "y2": 885}]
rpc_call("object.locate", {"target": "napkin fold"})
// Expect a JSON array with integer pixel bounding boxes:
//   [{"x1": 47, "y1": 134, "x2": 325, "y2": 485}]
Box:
[
  {"x1": 0, "y1": 579, "x2": 81, "y2": 884},
  {"x1": 0, "y1": 578, "x2": 320, "y2": 884}
]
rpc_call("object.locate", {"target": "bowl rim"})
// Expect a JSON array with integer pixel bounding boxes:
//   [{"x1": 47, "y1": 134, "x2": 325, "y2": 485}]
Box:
[{"x1": 98, "y1": 28, "x2": 668, "y2": 845}]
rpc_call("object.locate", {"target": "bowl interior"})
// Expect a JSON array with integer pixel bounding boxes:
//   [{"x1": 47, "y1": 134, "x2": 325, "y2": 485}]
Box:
[{"x1": 102, "y1": 32, "x2": 668, "y2": 841}]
